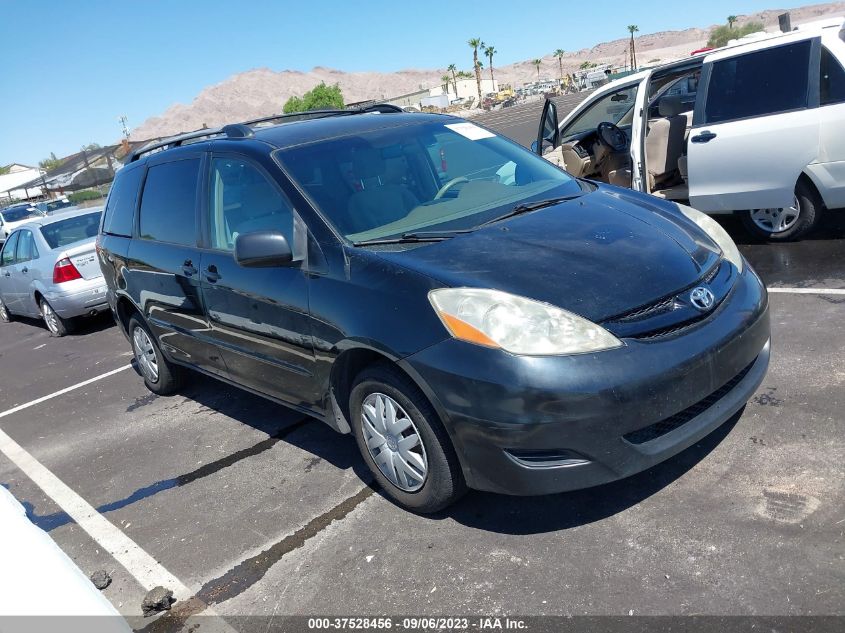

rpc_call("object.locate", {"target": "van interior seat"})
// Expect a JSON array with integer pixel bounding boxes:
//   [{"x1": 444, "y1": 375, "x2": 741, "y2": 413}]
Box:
[
  {"x1": 645, "y1": 96, "x2": 688, "y2": 187},
  {"x1": 346, "y1": 146, "x2": 420, "y2": 233}
]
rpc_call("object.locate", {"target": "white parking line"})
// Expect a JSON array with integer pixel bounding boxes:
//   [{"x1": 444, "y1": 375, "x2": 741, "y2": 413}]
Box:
[
  {"x1": 0, "y1": 425, "x2": 193, "y2": 602},
  {"x1": 768, "y1": 287, "x2": 845, "y2": 295},
  {"x1": 0, "y1": 364, "x2": 194, "y2": 602},
  {"x1": 0, "y1": 366, "x2": 238, "y2": 625},
  {"x1": 0, "y1": 365, "x2": 132, "y2": 420}
]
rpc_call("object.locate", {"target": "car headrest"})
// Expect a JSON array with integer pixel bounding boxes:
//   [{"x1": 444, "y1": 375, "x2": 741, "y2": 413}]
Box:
[
  {"x1": 659, "y1": 95, "x2": 684, "y2": 117},
  {"x1": 350, "y1": 146, "x2": 385, "y2": 180}
]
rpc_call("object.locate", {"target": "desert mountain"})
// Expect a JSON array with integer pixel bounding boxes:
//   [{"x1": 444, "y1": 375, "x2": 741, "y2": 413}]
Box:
[{"x1": 132, "y1": 2, "x2": 845, "y2": 140}]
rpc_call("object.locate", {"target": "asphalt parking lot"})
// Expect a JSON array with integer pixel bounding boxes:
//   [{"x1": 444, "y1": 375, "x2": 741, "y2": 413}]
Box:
[{"x1": 1, "y1": 106, "x2": 844, "y2": 630}]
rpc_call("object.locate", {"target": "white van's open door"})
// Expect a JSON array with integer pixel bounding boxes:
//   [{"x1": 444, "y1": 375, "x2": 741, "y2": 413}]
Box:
[{"x1": 687, "y1": 36, "x2": 821, "y2": 212}]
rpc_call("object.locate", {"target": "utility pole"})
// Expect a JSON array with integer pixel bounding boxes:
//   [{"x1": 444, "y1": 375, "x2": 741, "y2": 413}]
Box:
[{"x1": 118, "y1": 115, "x2": 131, "y2": 140}]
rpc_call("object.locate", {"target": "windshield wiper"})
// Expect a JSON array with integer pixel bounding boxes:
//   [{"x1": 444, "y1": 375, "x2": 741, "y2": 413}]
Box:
[
  {"x1": 477, "y1": 194, "x2": 584, "y2": 228},
  {"x1": 352, "y1": 229, "x2": 470, "y2": 247}
]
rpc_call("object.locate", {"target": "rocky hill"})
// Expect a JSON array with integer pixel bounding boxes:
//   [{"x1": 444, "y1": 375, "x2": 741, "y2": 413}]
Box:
[{"x1": 132, "y1": 2, "x2": 845, "y2": 140}]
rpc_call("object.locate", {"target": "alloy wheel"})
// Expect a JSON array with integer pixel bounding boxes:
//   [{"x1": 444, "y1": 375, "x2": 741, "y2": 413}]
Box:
[
  {"x1": 361, "y1": 392, "x2": 428, "y2": 492},
  {"x1": 132, "y1": 327, "x2": 160, "y2": 383},
  {"x1": 750, "y1": 196, "x2": 801, "y2": 234},
  {"x1": 41, "y1": 302, "x2": 60, "y2": 335}
]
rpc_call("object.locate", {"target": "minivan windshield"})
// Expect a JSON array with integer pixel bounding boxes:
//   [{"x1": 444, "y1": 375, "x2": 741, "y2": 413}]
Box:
[{"x1": 275, "y1": 119, "x2": 582, "y2": 243}]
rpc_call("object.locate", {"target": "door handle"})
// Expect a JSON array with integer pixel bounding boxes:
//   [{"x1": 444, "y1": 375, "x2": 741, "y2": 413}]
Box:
[
  {"x1": 181, "y1": 260, "x2": 197, "y2": 276},
  {"x1": 204, "y1": 264, "x2": 221, "y2": 283},
  {"x1": 691, "y1": 131, "x2": 717, "y2": 143},
  {"x1": 21, "y1": 267, "x2": 28, "y2": 274}
]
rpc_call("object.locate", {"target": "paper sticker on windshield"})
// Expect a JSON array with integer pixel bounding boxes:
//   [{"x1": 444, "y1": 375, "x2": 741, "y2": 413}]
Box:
[{"x1": 445, "y1": 122, "x2": 495, "y2": 140}]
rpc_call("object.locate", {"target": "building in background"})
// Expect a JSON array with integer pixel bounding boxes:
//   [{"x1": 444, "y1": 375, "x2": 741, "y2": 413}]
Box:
[{"x1": 0, "y1": 164, "x2": 44, "y2": 203}]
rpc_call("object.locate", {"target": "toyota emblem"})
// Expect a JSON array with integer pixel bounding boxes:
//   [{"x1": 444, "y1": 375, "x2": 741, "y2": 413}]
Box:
[{"x1": 689, "y1": 286, "x2": 715, "y2": 311}]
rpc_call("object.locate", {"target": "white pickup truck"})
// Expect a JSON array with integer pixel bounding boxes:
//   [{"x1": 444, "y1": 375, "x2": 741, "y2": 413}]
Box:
[{"x1": 535, "y1": 18, "x2": 845, "y2": 241}]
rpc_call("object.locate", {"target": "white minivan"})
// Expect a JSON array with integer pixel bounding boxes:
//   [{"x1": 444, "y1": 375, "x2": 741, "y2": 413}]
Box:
[{"x1": 535, "y1": 18, "x2": 845, "y2": 241}]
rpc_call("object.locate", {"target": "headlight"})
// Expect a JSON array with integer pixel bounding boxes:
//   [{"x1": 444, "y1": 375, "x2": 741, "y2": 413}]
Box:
[
  {"x1": 428, "y1": 288, "x2": 623, "y2": 355},
  {"x1": 675, "y1": 203, "x2": 743, "y2": 273}
]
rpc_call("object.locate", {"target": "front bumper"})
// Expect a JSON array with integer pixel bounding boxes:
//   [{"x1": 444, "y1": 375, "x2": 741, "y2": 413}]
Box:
[
  {"x1": 401, "y1": 265, "x2": 770, "y2": 495},
  {"x1": 44, "y1": 277, "x2": 109, "y2": 318}
]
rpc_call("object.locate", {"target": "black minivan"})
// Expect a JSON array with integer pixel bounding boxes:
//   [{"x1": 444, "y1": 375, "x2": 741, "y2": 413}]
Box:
[{"x1": 97, "y1": 109, "x2": 770, "y2": 512}]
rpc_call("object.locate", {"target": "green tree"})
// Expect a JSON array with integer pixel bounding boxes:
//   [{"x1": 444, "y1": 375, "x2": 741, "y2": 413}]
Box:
[
  {"x1": 441, "y1": 74, "x2": 451, "y2": 94},
  {"x1": 727, "y1": 15, "x2": 737, "y2": 29},
  {"x1": 0, "y1": 165, "x2": 10, "y2": 176},
  {"x1": 468, "y1": 37, "x2": 483, "y2": 103},
  {"x1": 447, "y1": 63, "x2": 458, "y2": 94},
  {"x1": 707, "y1": 21, "x2": 763, "y2": 47},
  {"x1": 628, "y1": 25, "x2": 639, "y2": 70},
  {"x1": 283, "y1": 82, "x2": 345, "y2": 113},
  {"x1": 554, "y1": 49, "x2": 565, "y2": 80},
  {"x1": 39, "y1": 152, "x2": 62, "y2": 171},
  {"x1": 532, "y1": 58, "x2": 542, "y2": 81},
  {"x1": 283, "y1": 96, "x2": 305, "y2": 114},
  {"x1": 579, "y1": 60, "x2": 597, "y2": 70},
  {"x1": 484, "y1": 45, "x2": 497, "y2": 85}
]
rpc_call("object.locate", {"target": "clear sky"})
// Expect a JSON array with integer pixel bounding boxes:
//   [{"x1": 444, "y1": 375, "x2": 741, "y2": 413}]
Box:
[{"x1": 0, "y1": 0, "x2": 806, "y2": 166}]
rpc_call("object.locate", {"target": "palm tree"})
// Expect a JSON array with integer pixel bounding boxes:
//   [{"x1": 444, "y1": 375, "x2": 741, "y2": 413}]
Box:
[
  {"x1": 468, "y1": 37, "x2": 483, "y2": 102},
  {"x1": 627, "y1": 25, "x2": 639, "y2": 70},
  {"x1": 532, "y1": 58, "x2": 542, "y2": 81},
  {"x1": 727, "y1": 15, "x2": 737, "y2": 29},
  {"x1": 447, "y1": 63, "x2": 458, "y2": 95},
  {"x1": 554, "y1": 49, "x2": 565, "y2": 81},
  {"x1": 484, "y1": 45, "x2": 497, "y2": 86},
  {"x1": 441, "y1": 74, "x2": 451, "y2": 94}
]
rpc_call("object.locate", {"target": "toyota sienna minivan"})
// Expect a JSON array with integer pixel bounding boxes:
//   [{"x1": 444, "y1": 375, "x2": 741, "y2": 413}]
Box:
[{"x1": 97, "y1": 106, "x2": 770, "y2": 512}]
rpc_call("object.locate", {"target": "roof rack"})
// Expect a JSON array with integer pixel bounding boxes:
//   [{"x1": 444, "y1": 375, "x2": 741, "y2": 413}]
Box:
[{"x1": 126, "y1": 102, "x2": 404, "y2": 163}]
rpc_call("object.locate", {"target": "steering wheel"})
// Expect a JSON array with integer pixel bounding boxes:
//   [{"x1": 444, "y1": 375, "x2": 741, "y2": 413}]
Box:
[
  {"x1": 434, "y1": 176, "x2": 469, "y2": 200},
  {"x1": 596, "y1": 122, "x2": 628, "y2": 153}
]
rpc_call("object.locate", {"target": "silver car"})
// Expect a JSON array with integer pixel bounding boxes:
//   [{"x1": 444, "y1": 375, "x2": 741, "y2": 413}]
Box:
[{"x1": 0, "y1": 208, "x2": 107, "y2": 336}]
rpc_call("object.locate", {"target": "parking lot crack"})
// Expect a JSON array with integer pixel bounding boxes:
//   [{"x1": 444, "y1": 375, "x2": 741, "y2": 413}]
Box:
[{"x1": 195, "y1": 483, "x2": 376, "y2": 606}]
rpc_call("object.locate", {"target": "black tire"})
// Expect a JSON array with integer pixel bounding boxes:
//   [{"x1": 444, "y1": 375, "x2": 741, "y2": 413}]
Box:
[
  {"x1": 128, "y1": 315, "x2": 183, "y2": 395},
  {"x1": 350, "y1": 363, "x2": 466, "y2": 513},
  {"x1": 39, "y1": 299, "x2": 73, "y2": 337},
  {"x1": 740, "y1": 180, "x2": 822, "y2": 242},
  {"x1": 0, "y1": 298, "x2": 13, "y2": 323}
]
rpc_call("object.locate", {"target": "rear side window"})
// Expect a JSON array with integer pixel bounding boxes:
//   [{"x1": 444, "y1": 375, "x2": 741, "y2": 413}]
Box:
[
  {"x1": 704, "y1": 40, "x2": 812, "y2": 123},
  {"x1": 102, "y1": 166, "x2": 143, "y2": 237},
  {"x1": 139, "y1": 159, "x2": 200, "y2": 246},
  {"x1": 1, "y1": 232, "x2": 19, "y2": 266},
  {"x1": 821, "y1": 46, "x2": 845, "y2": 106},
  {"x1": 16, "y1": 230, "x2": 38, "y2": 261},
  {"x1": 41, "y1": 212, "x2": 102, "y2": 249}
]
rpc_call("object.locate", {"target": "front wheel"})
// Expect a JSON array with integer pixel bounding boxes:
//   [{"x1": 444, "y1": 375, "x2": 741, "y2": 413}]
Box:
[
  {"x1": 128, "y1": 315, "x2": 183, "y2": 395},
  {"x1": 740, "y1": 180, "x2": 822, "y2": 242},
  {"x1": 350, "y1": 364, "x2": 466, "y2": 513}
]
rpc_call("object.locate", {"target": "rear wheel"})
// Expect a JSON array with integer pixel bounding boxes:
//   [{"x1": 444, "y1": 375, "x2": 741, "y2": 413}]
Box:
[
  {"x1": 0, "y1": 298, "x2": 13, "y2": 323},
  {"x1": 128, "y1": 315, "x2": 183, "y2": 395},
  {"x1": 40, "y1": 299, "x2": 72, "y2": 337},
  {"x1": 350, "y1": 364, "x2": 466, "y2": 513},
  {"x1": 741, "y1": 180, "x2": 822, "y2": 242}
]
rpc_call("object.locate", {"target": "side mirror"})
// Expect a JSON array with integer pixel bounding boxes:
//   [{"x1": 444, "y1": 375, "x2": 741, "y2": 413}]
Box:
[{"x1": 234, "y1": 231, "x2": 293, "y2": 268}]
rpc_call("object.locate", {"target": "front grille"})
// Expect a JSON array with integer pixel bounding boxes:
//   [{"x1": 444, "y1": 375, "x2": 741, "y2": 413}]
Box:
[
  {"x1": 633, "y1": 320, "x2": 701, "y2": 340},
  {"x1": 623, "y1": 360, "x2": 756, "y2": 445}
]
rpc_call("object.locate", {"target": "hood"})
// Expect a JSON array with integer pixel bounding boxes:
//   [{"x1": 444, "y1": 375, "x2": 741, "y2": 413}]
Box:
[{"x1": 373, "y1": 186, "x2": 721, "y2": 322}]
